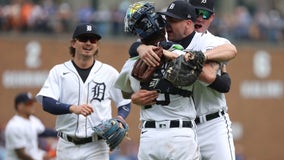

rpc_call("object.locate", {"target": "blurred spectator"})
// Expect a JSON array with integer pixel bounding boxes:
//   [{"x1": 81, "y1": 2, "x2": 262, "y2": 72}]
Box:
[
  {"x1": 110, "y1": 6, "x2": 124, "y2": 36},
  {"x1": 56, "y1": 2, "x2": 72, "y2": 33},
  {"x1": 232, "y1": 6, "x2": 252, "y2": 40},
  {"x1": 20, "y1": 0, "x2": 34, "y2": 32},
  {"x1": 267, "y1": 9, "x2": 284, "y2": 42},
  {"x1": 76, "y1": 3, "x2": 94, "y2": 23},
  {"x1": 0, "y1": 0, "x2": 283, "y2": 42},
  {"x1": 93, "y1": 5, "x2": 111, "y2": 36}
]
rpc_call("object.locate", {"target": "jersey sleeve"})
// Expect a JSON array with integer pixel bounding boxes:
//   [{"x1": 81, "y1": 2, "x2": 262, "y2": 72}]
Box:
[
  {"x1": 114, "y1": 58, "x2": 137, "y2": 93},
  {"x1": 110, "y1": 65, "x2": 132, "y2": 108},
  {"x1": 36, "y1": 66, "x2": 61, "y2": 104},
  {"x1": 203, "y1": 33, "x2": 231, "y2": 51}
]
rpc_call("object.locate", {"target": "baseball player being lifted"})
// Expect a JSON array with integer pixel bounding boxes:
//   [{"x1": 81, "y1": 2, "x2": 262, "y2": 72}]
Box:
[
  {"x1": 128, "y1": 1, "x2": 237, "y2": 160},
  {"x1": 116, "y1": 1, "x2": 201, "y2": 159},
  {"x1": 36, "y1": 23, "x2": 131, "y2": 160},
  {"x1": 189, "y1": 0, "x2": 236, "y2": 159}
]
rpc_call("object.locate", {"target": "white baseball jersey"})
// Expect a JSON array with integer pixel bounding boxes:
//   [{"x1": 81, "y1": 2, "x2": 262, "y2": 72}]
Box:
[
  {"x1": 5, "y1": 115, "x2": 45, "y2": 160},
  {"x1": 36, "y1": 60, "x2": 131, "y2": 137},
  {"x1": 115, "y1": 55, "x2": 196, "y2": 121},
  {"x1": 115, "y1": 50, "x2": 200, "y2": 160},
  {"x1": 187, "y1": 32, "x2": 231, "y2": 116},
  {"x1": 189, "y1": 31, "x2": 236, "y2": 160}
]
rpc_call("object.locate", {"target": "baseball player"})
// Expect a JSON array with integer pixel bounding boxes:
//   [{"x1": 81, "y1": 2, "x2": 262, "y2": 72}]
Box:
[
  {"x1": 5, "y1": 92, "x2": 51, "y2": 160},
  {"x1": 116, "y1": 1, "x2": 200, "y2": 160},
  {"x1": 129, "y1": 1, "x2": 236, "y2": 159},
  {"x1": 189, "y1": 0, "x2": 236, "y2": 159},
  {"x1": 36, "y1": 23, "x2": 131, "y2": 160}
]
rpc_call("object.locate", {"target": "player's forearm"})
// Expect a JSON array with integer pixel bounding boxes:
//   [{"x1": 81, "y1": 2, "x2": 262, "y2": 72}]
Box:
[
  {"x1": 129, "y1": 41, "x2": 141, "y2": 58},
  {"x1": 15, "y1": 148, "x2": 34, "y2": 160},
  {"x1": 205, "y1": 43, "x2": 237, "y2": 62},
  {"x1": 208, "y1": 72, "x2": 231, "y2": 93},
  {"x1": 42, "y1": 96, "x2": 71, "y2": 115},
  {"x1": 117, "y1": 103, "x2": 131, "y2": 119}
]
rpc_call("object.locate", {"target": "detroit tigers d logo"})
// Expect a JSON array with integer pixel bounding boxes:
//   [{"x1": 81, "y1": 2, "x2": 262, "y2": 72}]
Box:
[{"x1": 90, "y1": 81, "x2": 106, "y2": 102}]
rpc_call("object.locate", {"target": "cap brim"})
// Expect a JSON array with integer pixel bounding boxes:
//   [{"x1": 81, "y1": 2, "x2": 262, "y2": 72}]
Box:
[
  {"x1": 158, "y1": 11, "x2": 184, "y2": 20},
  {"x1": 76, "y1": 33, "x2": 102, "y2": 40},
  {"x1": 194, "y1": 6, "x2": 214, "y2": 13}
]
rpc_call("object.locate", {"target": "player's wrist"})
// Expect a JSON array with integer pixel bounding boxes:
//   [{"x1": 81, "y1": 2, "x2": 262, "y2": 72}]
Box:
[{"x1": 204, "y1": 53, "x2": 208, "y2": 61}]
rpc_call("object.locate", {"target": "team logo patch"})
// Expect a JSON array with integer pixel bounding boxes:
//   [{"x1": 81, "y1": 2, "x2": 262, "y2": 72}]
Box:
[
  {"x1": 90, "y1": 81, "x2": 106, "y2": 102},
  {"x1": 86, "y1": 25, "x2": 92, "y2": 31}
]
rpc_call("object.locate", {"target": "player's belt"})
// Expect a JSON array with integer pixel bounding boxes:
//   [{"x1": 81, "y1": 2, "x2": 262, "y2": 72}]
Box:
[
  {"x1": 58, "y1": 132, "x2": 103, "y2": 145},
  {"x1": 195, "y1": 110, "x2": 226, "y2": 125},
  {"x1": 143, "y1": 120, "x2": 193, "y2": 128}
]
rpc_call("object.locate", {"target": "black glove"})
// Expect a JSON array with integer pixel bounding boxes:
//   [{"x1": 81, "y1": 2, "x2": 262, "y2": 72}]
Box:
[{"x1": 164, "y1": 50, "x2": 205, "y2": 86}]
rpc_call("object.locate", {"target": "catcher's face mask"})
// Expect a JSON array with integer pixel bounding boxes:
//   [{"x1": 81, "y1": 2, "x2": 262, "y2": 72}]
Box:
[{"x1": 124, "y1": 1, "x2": 166, "y2": 39}]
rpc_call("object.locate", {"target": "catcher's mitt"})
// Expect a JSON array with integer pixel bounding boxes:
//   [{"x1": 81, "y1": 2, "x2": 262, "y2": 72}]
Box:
[
  {"x1": 131, "y1": 46, "x2": 164, "y2": 82},
  {"x1": 92, "y1": 118, "x2": 129, "y2": 151},
  {"x1": 164, "y1": 50, "x2": 205, "y2": 86}
]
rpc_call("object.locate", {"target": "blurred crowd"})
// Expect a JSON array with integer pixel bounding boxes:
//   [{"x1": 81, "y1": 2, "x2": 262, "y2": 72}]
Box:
[
  {"x1": 211, "y1": 6, "x2": 284, "y2": 43},
  {"x1": 0, "y1": 0, "x2": 130, "y2": 36},
  {"x1": 0, "y1": 0, "x2": 284, "y2": 43}
]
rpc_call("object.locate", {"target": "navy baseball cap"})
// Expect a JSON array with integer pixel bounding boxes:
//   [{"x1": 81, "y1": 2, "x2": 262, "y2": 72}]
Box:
[
  {"x1": 158, "y1": 0, "x2": 196, "y2": 22},
  {"x1": 72, "y1": 23, "x2": 102, "y2": 40},
  {"x1": 190, "y1": 0, "x2": 215, "y2": 13},
  {"x1": 15, "y1": 92, "x2": 35, "y2": 106}
]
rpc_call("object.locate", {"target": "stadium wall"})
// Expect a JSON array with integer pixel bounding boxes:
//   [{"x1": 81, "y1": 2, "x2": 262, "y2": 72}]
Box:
[{"x1": 0, "y1": 36, "x2": 283, "y2": 159}]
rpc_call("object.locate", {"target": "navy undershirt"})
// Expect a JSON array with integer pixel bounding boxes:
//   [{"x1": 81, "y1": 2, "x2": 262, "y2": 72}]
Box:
[{"x1": 71, "y1": 60, "x2": 94, "y2": 83}]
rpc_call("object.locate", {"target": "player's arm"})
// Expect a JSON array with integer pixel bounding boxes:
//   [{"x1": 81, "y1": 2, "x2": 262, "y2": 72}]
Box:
[
  {"x1": 205, "y1": 43, "x2": 237, "y2": 62},
  {"x1": 129, "y1": 41, "x2": 179, "y2": 67},
  {"x1": 42, "y1": 96, "x2": 93, "y2": 116},
  {"x1": 15, "y1": 148, "x2": 34, "y2": 160},
  {"x1": 199, "y1": 62, "x2": 231, "y2": 93},
  {"x1": 208, "y1": 64, "x2": 231, "y2": 93},
  {"x1": 117, "y1": 102, "x2": 131, "y2": 120},
  {"x1": 131, "y1": 89, "x2": 158, "y2": 106},
  {"x1": 129, "y1": 41, "x2": 160, "y2": 66}
]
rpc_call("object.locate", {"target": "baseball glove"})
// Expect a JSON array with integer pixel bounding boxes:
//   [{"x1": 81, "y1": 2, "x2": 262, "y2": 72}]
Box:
[
  {"x1": 131, "y1": 46, "x2": 164, "y2": 82},
  {"x1": 92, "y1": 118, "x2": 129, "y2": 151},
  {"x1": 164, "y1": 50, "x2": 205, "y2": 86}
]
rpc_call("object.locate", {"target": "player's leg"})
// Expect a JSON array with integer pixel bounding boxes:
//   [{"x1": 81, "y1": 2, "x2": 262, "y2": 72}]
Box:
[
  {"x1": 56, "y1": 138, "x2": 109, "y2": 160},
  {"x1": 138, "y1": 128, "x2": 200, "y2": 160},
  {"x1": 197, "y1": 114, "x2": 235, "y2": 160}
]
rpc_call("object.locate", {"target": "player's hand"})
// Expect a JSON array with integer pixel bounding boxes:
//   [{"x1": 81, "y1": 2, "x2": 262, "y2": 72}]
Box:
[
  {"x1": 131, "y1": 89, "x2": 158, "y2": 106},
  {"x1": 221, "y1": 63, "x2": 227, "y2": 73},
  {"x1": 198, "y1": 61, "x2": 220, "y2": 84},
  {"x1": 137, "y1": 44, "x2": 160, "y2": 67},
  {"x1": 69, "y1": 104, "x2": 94, "y2": 116},
  {"x1": 162, "y1": 49, "x2": 179, "y2": 60}
]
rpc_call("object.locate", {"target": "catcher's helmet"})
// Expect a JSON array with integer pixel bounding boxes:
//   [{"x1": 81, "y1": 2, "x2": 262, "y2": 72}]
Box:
[{"x1": 124, "y1": 1, "x2": 166, "y2": 39}]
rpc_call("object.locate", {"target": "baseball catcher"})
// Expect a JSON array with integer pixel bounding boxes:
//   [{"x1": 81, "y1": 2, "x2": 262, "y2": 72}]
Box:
[
  {"x1": 164, "y1": 50, "x2": 205, "y2": 86},
  {"x1": 92, "y1": 117, "x2": 129, "y2": 151}
]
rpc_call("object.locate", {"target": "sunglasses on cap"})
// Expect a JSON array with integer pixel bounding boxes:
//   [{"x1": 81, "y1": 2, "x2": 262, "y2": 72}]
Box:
[
  {"x1": 76, "y1": 36, "x2": 98, "y2": 43},
  {"x1": 196, "y1": 9, "x2": 212, "y2": 20}
]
